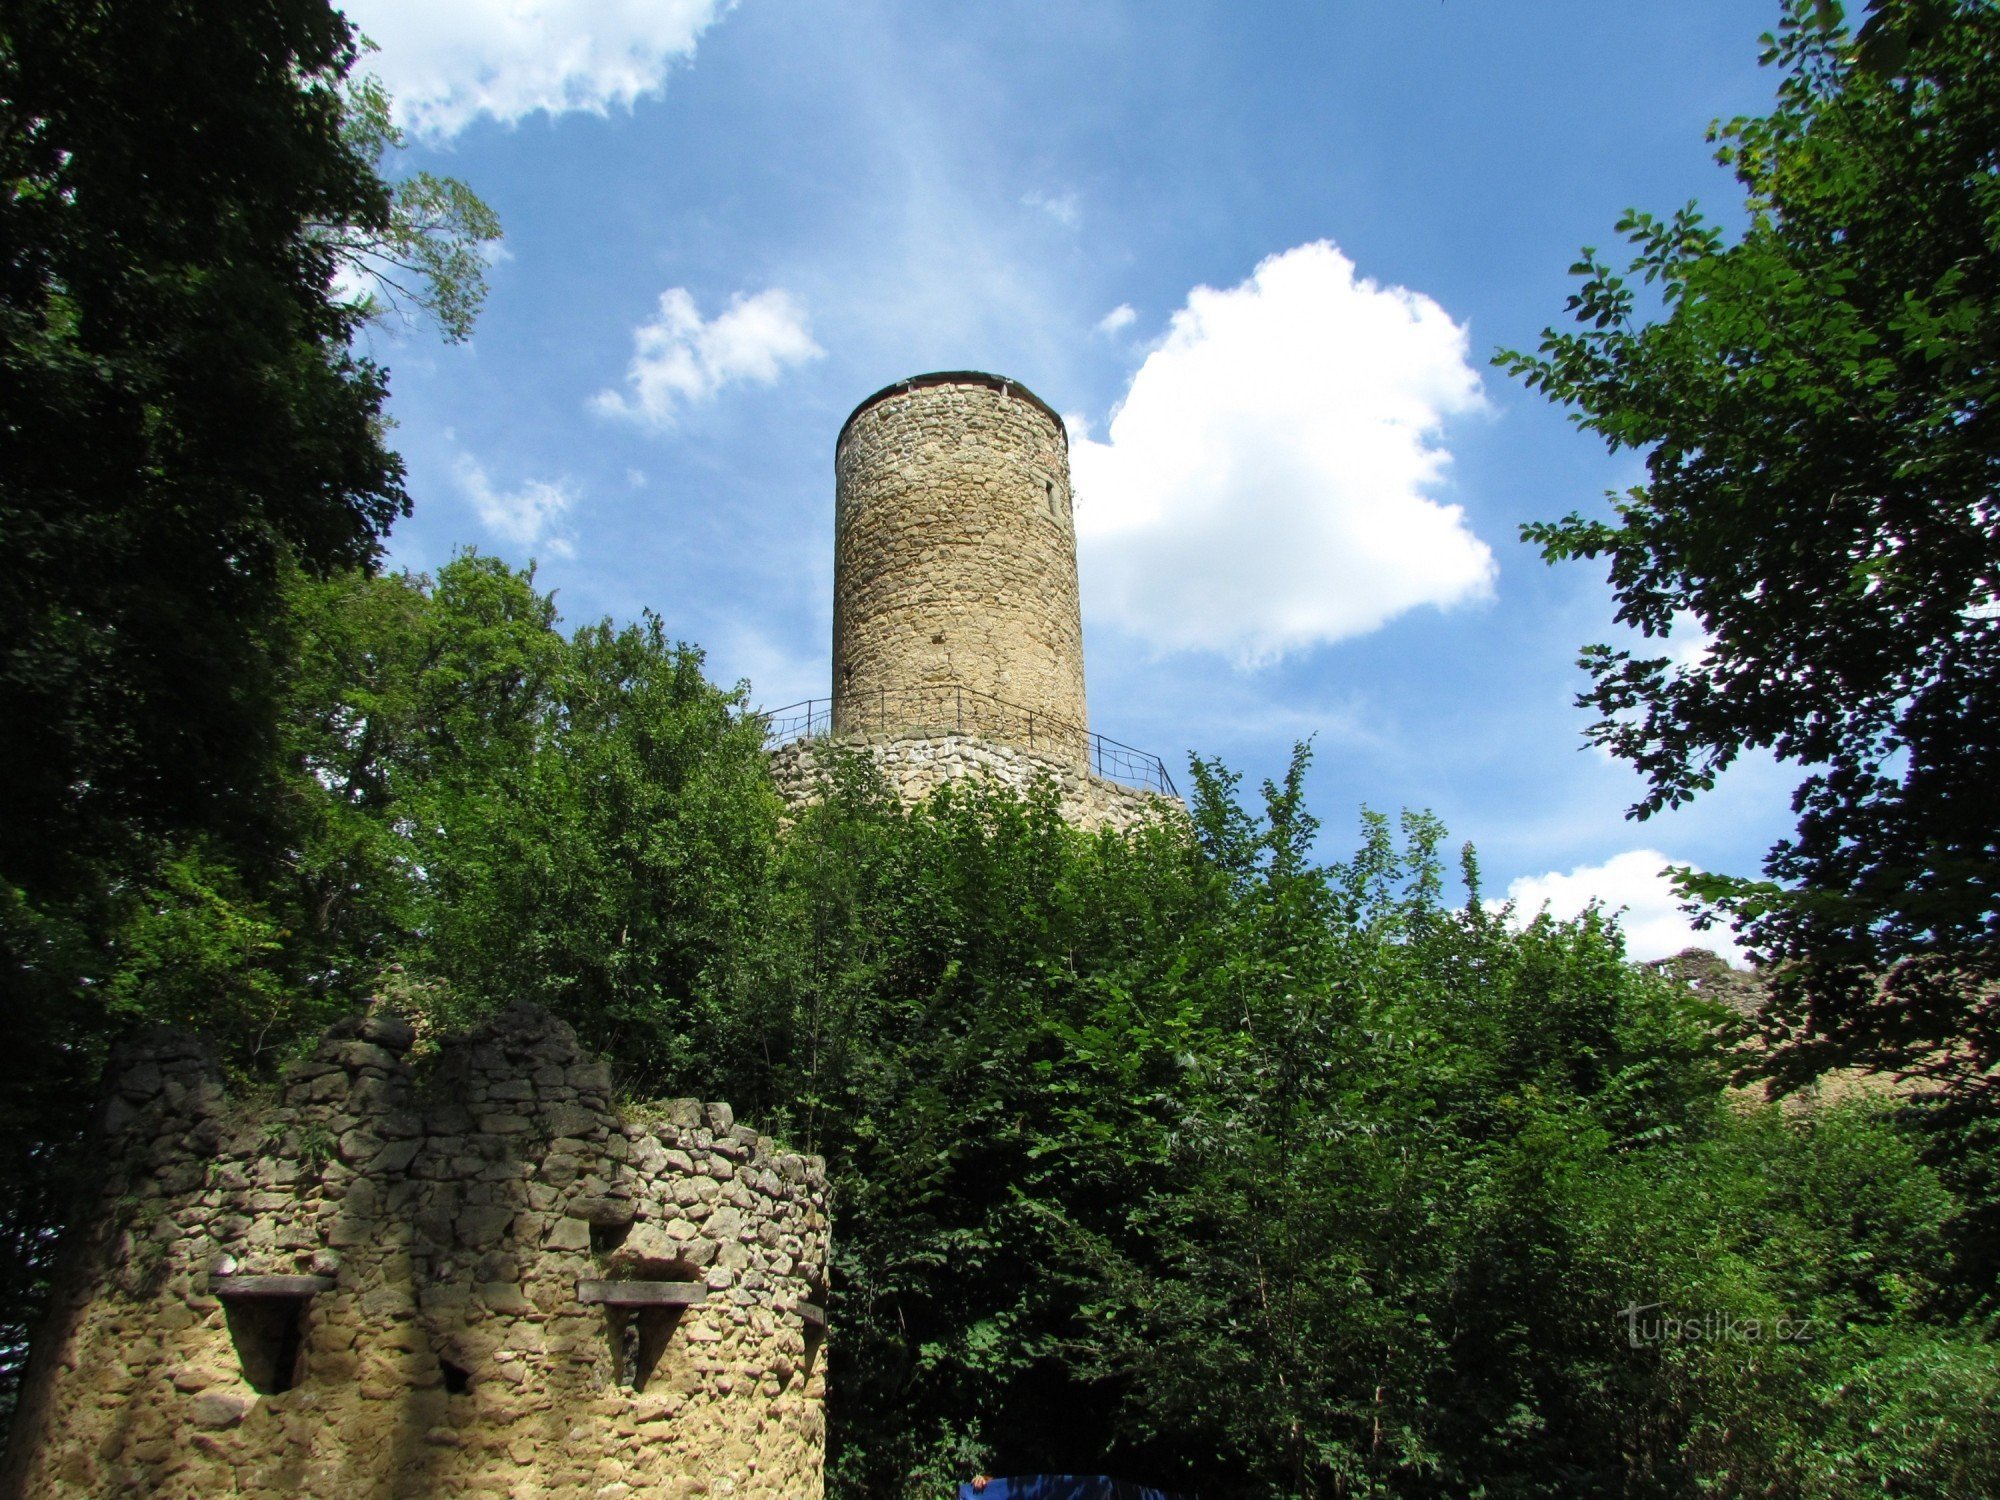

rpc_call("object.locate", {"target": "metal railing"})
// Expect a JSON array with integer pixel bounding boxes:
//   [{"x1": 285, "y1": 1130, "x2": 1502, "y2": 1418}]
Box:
[{"x1": 756, "y1": 685, "x2": 1179, "y2": 799}]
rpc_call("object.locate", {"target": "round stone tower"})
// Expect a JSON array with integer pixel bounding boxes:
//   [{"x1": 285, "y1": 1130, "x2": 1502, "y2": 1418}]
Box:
[{"x1": 833, "y1": 372, "x2": 1087, "y2": 764}]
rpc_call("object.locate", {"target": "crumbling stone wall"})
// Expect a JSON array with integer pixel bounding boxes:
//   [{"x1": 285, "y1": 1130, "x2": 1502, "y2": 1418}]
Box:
[
  {"x1": 2, "y1": 1004, "x2": 828, "y2": 1500},
  {"x1": 833, "y1": 372, "x2": 1088, "y2": 764},
  {"x1": 1646, "y1": 947, "x2": 1768, "y2": 1019},
  {"x1": 769, "y1": 733, "x2": 1178, "y2": 836}
]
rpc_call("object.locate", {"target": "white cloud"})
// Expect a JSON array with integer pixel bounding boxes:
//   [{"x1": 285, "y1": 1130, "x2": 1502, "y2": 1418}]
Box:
[
  {"x1": 717, "y1": 623, "x2": 826, "y2": 711},
  {"x1": 1499, "y1": 849, "x2": 1747, "y2": 965},
  {"x1": 591, "y1": 287, "x2": 824, "y2": 429},
  {"x1": 1665, "y1": 610, "x2": 1715, "y2": 671},
  {"x1": 1097, "y1": 303, "x2": 1137, "y2": 336},
  {"x1": 1069, "y1": 240, "x2": 1494, "y2": 664},
  {"x1": 343, "y1": 0, "x2": 731, "y2": 139},
  {"x1": 455, "y1": 455, "x2": 578, "y2": 558},
  {"x1": 1022, "y1": 188, "x2": 1082, "y2": 228}
]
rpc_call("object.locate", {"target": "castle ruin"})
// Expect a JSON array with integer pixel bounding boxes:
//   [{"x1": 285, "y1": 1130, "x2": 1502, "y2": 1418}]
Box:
[
  {"x1": 768, "y1": 371, "x2": 1180, "y2": 832},
  {"x1": 1, "y1": 1005, "x2": 828, "y2": 1499},
  {"x1": 3, "y1": 373, "x2": 1172, "y2": 1499}
]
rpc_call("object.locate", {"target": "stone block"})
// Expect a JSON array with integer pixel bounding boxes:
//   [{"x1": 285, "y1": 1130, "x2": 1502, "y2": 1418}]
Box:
[
  {"x1": 357, "y1": 1013, "x2": 415, "y2": 1052},
  {"x1": 455, "y1": 1206, "x2": 514, "y2": 1246},
  {"x1": 187, "y1": 1392, "x2": 249, "y2": 1429},
  {"x1": 569, "y1": 1194, "x2": 634, "y2": 1228},
  {"x1": 367, "y1": 1139, "x2": 421, "y2": 1176},
  {"x1": 479, "y1": 1282, "x2": 532, "y2": 1315},
  {"x1": 547, "y1": 1104, "x2": 606, "y2": 1140}
]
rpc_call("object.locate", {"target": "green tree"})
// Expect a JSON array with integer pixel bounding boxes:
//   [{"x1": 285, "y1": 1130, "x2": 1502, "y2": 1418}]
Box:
[
  {"x1": 13, "y1": 552, "x2": 1994, "y2": 1492},
  {"x1": 327, "y1": 65, "x2": 503, "y2": 343},
  {"x1": 756, "y1": 750, "x2": 1997, "y2": 1498},
  {"x1": 4, "y1": 0, "x2": 377, "y2": 888},
  {"x1": 241, "y1": 553, "x2": 778, "y2": 1068},
  {"x1": 389, "y1": 560, "x2": 782, "y2": 1082},
  {"x1": 0, "y1": 0, "x2": 495, "y2": 1415},
  {"x1": 1497, "y1": 0, "x2": 2000, "y2": 1109}
]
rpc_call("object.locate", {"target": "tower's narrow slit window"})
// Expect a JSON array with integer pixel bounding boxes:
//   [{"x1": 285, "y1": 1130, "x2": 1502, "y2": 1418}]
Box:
[
  {"x1": 223, "y1": 1299, "x2": 307, "y2": 1394},
  {"x1": 608, "y1": 1304, "x2": 688, "y2": 1392},
  {"x1": 214, "y1": 1274, "x2": 330, "y2": 1395},
  {"x1": 579, "y1": 1275, "x2": 708, "y2": 1393},
  {"x1": 800, "y1": 1275, "x2": 827, "y2": 1378}
]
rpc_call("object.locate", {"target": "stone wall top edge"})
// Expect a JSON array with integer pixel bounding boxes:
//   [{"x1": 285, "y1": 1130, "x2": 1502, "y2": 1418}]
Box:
[
  {"x1": 101, "y1": 1003, "x2": 817, "y2": 1172},
  {"x1": 836, "y1": 370, "x2": 1066, "y2": 449}
]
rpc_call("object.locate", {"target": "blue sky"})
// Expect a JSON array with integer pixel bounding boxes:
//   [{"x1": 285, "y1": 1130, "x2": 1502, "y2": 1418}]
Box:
[{"x1": 342, "y1": 0, "x2": 1802, "y2": 961}]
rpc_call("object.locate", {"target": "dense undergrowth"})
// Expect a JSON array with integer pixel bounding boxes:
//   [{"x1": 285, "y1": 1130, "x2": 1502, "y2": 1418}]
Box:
[{"x1": 4, "y1": 555, "x2": 1996, "y2": 1496}]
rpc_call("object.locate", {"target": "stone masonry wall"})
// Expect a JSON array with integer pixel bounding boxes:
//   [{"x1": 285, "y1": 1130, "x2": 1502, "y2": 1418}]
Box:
[
  {"x1": 769, "y1": 733, "x2": 1177, "y2": 836},
  {"x1": 2, "y1": 1004, "x2": 828, "y2": 1500},
  {"x1": 832, "y1": 374, "x2": 1088, "y2": 765}
]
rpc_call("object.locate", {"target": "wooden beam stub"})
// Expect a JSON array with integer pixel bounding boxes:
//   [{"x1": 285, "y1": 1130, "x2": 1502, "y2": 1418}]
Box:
[
  {"x1": 212, "y1": 1274, "x2": 334, "y2": 1299},
  {"x1": 577, "y1": 1279, "x2": 708, "y2": 1308}
]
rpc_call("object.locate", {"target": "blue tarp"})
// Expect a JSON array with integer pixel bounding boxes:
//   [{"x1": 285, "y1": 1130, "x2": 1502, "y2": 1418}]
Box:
[{"x1": 956, "y1": 1479, "x2": 1187, "y2": 1500}]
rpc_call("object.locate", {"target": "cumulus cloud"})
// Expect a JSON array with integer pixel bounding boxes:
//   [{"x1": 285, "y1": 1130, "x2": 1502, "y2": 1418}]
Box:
[
  {"x1": 1665, "y1": 611, "x2": 1716, "y2": 671},
  {"x1": 1097, "y1": 303, "x2": 1137, "y2": 336},
  {"x1": 591, "y1": 287, "x2": 824, "y2": 429},
  {"x1": 1069, "y1": 240, "x2": 1493, "y2": 663},
  {"x1": 1499, "y1": 849, "x2": 1747, "y2": 965},
  {"x1": 1023, "y1": 188, "x2": 1082, "y2": 228},
  {"x1": 455, "y1": 455, "x2": 578, "y2": 558},
  {"x1": 342, "y1": 0, "x2": 731, "y2": 139}
]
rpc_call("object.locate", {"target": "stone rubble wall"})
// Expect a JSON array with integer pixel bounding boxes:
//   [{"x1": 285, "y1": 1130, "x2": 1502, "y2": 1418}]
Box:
[
  {"x1": 833, "y1": 375, "x2": 1088, "y2": 761},
  {"x1": 768, "y1": 733, "x2": 1178, "y2": 836},
  {"x1": 2, "y1": 1004, "x2": 828, "y2": 1500}
]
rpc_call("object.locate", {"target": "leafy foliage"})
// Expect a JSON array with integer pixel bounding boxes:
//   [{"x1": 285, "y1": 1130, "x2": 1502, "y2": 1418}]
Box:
[
  {"x1": 0, "y1": 555, "x2": 1992, "y2": 1492},
  {"x1": 326, "y1": 686, "x2": 1965, "y2": 1498},
  {"x1": 327, "y1": 64, "x2": 503, "y2": 343},
  {"x1": 1, "y1": 0, "x2": 398, "y2": 891},
  {"x1": 2, "y1": 8, "x2": 1992, "y2": 1475},
  {"x1": 0, "y1": 3, "x2": 504, "y2": 1421},
  {"x1": 1496, "y1": 0, "x2": 2000, "y2": 1114},
  {"x1": 732, "y1": 750, "x2": 1995, "y2": 1498}
]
